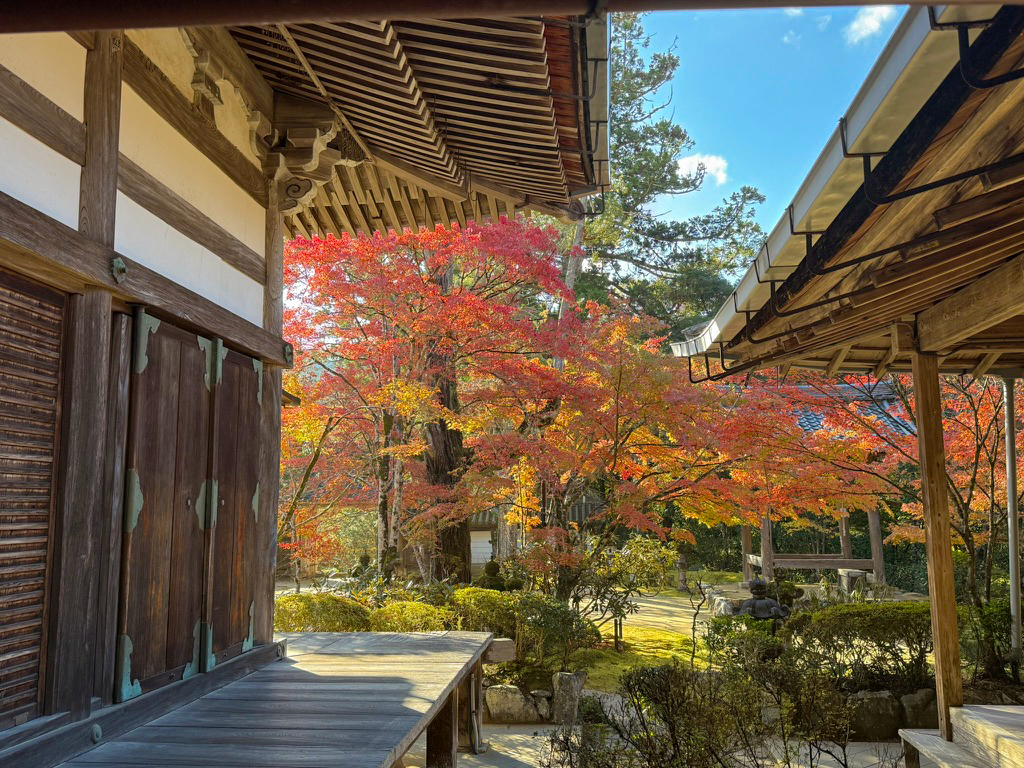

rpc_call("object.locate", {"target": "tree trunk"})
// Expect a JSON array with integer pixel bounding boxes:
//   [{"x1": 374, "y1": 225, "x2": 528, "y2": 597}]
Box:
[
  {"x1": 376, "y1": 411, "x2": 395, "y2": 579},
  {"x1": 426, "y1": 264, "x2": 471, "y2": 583}
]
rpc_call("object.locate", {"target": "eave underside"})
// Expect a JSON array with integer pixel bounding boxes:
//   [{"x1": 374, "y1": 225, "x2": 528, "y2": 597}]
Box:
[
  {"x1": 229, "y1": 17, "x2": 600, "y2": 239},
  {"x1": 713, "y1": 6, "x2": 1024, "y2": 378}
]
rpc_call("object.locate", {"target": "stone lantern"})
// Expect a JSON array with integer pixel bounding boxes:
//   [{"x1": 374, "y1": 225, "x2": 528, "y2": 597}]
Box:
[{"x1": 737, "y1": 577, "x2": 790, "y2": 624}]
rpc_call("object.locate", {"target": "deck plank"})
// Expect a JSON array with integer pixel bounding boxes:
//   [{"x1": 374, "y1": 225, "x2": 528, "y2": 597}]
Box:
[{"x1": 57, "y1": 632, "x2": 491, "y2": 768}]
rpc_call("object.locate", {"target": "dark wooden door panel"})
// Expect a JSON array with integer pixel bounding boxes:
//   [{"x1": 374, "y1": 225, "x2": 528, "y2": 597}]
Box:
[
  {"x1": 0, "y1": 269, "x2": 64, "y2": 731},
  {"x1": 117, "y1": 313, "x2": 210, "y2": 700},
  {"x1": 207, "y1": 349, "x2": 260, "y2": 666}
]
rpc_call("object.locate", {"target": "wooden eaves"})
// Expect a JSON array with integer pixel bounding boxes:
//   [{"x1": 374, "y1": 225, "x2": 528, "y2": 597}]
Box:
[{"x1": 688, "y1": 5, "x2": 1024, "y2": 380}]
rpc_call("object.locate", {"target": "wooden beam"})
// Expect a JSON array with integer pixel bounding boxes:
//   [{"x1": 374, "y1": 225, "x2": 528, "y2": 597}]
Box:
[
  {"x1": 371, "y1": 147, "x2": 467, "y2": 201},
  {"x1": 839, "y1": 513, "x2": 853, "y2": 559},
  {"x1": 255, "y1": 181, "x2": 285, "y2": 645},
  {"x1": 47, "y1": 290, "x2": 112, "y2": 719},
  {"x1": 933, "y1": 178, "x2": 1024, "y2": 229},
  {"x1": 0, "y1": 63, "x2": 85, "y2": 164},
  {"x1": 826, "y1": 345, "x2": 851, "y2": 377},
  {"x1": 971, "y1": 351, "x2": 1002, "y2": 379},
  {"x1": 78, "y1": 31, "x2": 122, "y2": 246},
  {"x1": 183, "y1": 27, "x2": 274, "y2": 119},
  {"x1": 910, "y1": 351, "x2": 963, "y2": 739},
  {"x1": 426, "y1": 691, "x2": 457, "y2": 768},
  {"x1": 874, "y1": 322, "x2": 913, "y2": 379},
  {"x1": 868, "y1": 507, "x2": 886, "y2": 584},
  {"x1": 117, "y1": 156, "x2": 266, "y2": 284},
  {"x1": 741, "y1": 525, "x2": 754, "y2": 582},
  {"x1": 121, "y1": 38, "x2": 267, "y2": 207},
  {"x1": 94, "y1": 313, "x2": 132, "y2": 705},
  {"x1": 48, "y1": 31, "x2": 123, "y2": 719},
  {"x1": 759, "y1": 514, "x2": 774, "y2": 581},
  {"x1": 0, "y1": 188, "x2": 289, "y2": 365},
  {"x1": 918, "y1": 251, "x2": 1024, "y2": 353},
  {"x1": 772, "y1": 557, "x2": 876, "y2": 570}
]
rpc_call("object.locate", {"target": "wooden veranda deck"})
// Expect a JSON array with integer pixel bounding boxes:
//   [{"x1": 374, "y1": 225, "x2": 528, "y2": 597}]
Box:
[{"x1": 56, "y1": 632, "x2": 491, "y2": 768}]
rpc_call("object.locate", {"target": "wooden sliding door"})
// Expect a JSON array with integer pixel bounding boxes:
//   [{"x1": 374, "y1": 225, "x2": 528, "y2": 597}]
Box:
[
  {"x1": 0, "y1": 270, "x2": 65, "y2": 730},
  {"x1": 116, "y1": 312, "x2": 211, "y2": 700},
  {"x1": 207, "y1": 349, "x2": 261, "y2": 666},
  {"x1": 115, "y1": 313, "x2": 263, "y2": 700}
]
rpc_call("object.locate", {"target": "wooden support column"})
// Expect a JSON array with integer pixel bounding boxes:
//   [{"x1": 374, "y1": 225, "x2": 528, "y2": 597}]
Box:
[
  {"x1": 255, "y1": 180, "x2": 284, "y2": 644},
  {"x1": 839, "y1": 511, "x2": 853, "y2": 558},
  {"x1": 741, "y1": 525, "x2": 754, "y2": 583},
  {"x1": 911, "y1": 351, "x2": 963, "y2": 740},
  {"x1": 1004, "y1": 376, "x2": 1022, "y2": 661},
  {"x1": 427, "y1": 690, "x2": 458, "y2": 768},
  {"x1": 760, "y1": 515, "x2": 774, "y2": 582},
  {"x1": 868, "y1": 507, "x2": 886, "y2": 585},
  {"x1": 47, "y1": 29, "x2": 121, "y2": 719}
]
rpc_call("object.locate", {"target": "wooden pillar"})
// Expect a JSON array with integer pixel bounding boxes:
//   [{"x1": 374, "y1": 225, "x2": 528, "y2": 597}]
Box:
[
  {"x1": 760, "y1": 514, "x2": 774, "y2": 582},
  {"x1": 1004, "y1": 376, "x2": 1022, "y2": 661},
  {"x1": 741, "y1": 525, "x2": 754, "y2": 583},
  {"x1": 48, "y1": 29, "x2": 121, "y2": 719},
  {"x1": 427, "y1": 690, "x2": 458, "y2": 768},
  {"x1": 255, "y1": 180, "x2": 285, "y2": 644},
  {"x1": 868, "y1": 507, "x2": 887, "y2": 585},
  {"x1": 839, "y1": 511, "x2": 853, "y2": 559},
  {"x1": 911, "y1": 351, "x2": 963, "y2": 739}
]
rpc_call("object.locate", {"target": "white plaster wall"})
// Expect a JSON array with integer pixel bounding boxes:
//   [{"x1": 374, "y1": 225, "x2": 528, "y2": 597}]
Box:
[
  {"x1": 126, "y1": 29, "x2": 195, "y2": 99},
  {"x1": 125, "y1": 29, "x2": 262, "y2": 189},
  {"x1": 114, "y1": 192, "x2": 264, "y2": 327},
  {"x1": 471, "y1": 530, "x2": 493, "y2": 565},
  {"x1": 0, "y1": 117, "x2": 81, "y2": 228},
  {"x1": 119, "y1": 84, "x2": 265, "y2": 254},
  {"x1": 0, "y1": 33, "x2": 85, "y2": 120}
]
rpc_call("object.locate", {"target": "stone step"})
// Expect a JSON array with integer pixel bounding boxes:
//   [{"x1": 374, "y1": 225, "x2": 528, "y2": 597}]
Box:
[
  {"x1": 899, "y1": 729, "x2": 990, "y2": 768},
  {"x1": 951, "y1": 705, "x2": 1024, "y2": 768}
]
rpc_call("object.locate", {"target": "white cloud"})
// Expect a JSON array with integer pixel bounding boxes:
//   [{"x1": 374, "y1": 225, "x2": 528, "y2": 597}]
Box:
[
  {"x1": 783, "y1": 7, "x2": 804, "y2": 16},
  {"x1": 817, "y1": 14, "x2": 832, "y2": 31},
  {"x1": 678, "y1": 153, "x2": 728, "y2": 186},
  {"x1": 782, "y1": 29, "x2": 802, "y2": 46},
  {"x1": 843, "y1": 6, "x2": 897, "y2": 45}
]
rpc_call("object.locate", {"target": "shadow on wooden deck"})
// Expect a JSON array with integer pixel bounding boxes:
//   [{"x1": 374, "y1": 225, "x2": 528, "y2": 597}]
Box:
[{"x1": 57, "y1": 632, "x2": 492, "y2": 768}]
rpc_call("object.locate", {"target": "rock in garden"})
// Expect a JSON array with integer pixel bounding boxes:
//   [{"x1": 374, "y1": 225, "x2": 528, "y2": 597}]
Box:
[
  {"x1": 552, "y1": 671, "x2": 588, "y2": 725},
  {"x1": 900, "y1": 688, "x2": 938, "y2": 730},
  {"x1": 484, "y1": 684, "x2": 540, "y2": 724},
  {"x1": 535, "y1": 695, "x2": 552, "y2": 721},
  {"x1": 848, "y1": 690, "x2": 902, "y2": 741}
]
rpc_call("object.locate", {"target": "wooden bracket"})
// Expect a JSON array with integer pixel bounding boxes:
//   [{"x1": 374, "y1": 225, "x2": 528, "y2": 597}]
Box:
[
  {"x1": 132, "y1": 309, "x2": 161, "y2": 374},
  {"x1": 253, "y1": 358, "x2": 264, "y2": 405},
  {"x1": 242, "y1": 602, "x2": 255, "y2": 653},
  {"x1": 182, "y1": 620, "x2": 202, "y2": 680},
  {"x1": 124, "y1": 469, "x2": 144, "y2": 534},
  {"x1": 115, "y1": 634, "x2": 142, "y2": 703}
]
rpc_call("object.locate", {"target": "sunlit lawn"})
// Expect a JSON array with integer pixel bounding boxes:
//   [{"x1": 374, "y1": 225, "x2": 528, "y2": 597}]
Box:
[{"x1": 571, "y1": 625, "x2": 706, "y2": 693}]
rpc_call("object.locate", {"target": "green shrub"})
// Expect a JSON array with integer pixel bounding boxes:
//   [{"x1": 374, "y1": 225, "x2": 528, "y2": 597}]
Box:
[
  {"x1": 787, "y1": 601, "x2": 932, "y2": 693},
  {"x1": 705, "y1": 614, "x2": 777, "y2": 661},
  {"x1": 369, "y1": 600, "x2": 455, "y2": 632},
  {"x1": 274, "y1": 593, "x2": 371, "y2": 632},
  {"x1": 453, "y1": 587, "x2": 518, "y2": 637}
]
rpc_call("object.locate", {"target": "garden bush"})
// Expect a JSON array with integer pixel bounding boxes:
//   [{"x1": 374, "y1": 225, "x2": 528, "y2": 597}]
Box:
[
  {"x1": 369, "y1": 600, "x2": 455, "y2": 632},
  {"x1": 453, "y1": 587, "x2": 518, "y2": 637},
  {"x1": 787, "y1": 601, "x2": 933, "y2": 693},
  {"x1": 274, "y1": 593, "x2": 371, "y2": 632}
]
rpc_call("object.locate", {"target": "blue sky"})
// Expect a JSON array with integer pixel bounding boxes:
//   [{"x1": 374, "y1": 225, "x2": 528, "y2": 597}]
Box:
[{"x1": 649, "y1": 6, "x2": 906, "y2": 231}]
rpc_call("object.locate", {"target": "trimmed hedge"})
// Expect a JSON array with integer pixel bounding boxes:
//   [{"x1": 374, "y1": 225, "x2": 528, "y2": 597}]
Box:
[
  {"x1": 369, "y1": 601, "x2": 455, "y2": 632},
  {"x1": 274, "y1": 593, "x2": 371, "y2": 632},
  {"x1": 787, "y1": 602, "x2": 933, "y2": 693},
  {"x1": 453, "y1": 587, "x2": 518, "y2": 637}
]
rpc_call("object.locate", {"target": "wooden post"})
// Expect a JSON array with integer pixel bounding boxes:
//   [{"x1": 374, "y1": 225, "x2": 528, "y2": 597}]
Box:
[
  {"x1": 47, "y1": 290, "x2": 112, "y2": 718},
  {"x1": 741, "y1": 525, "x2": 754, "y2": 583},
  {"x1": 1004, "y1": 376, "x2": 1022, "y2": 662},
  {"x1": 255, "y1": 180, "x2": 285, "y2": 644},
  {"x1": 427, "y1": 690, "x2": 457, "y2": 768},
  {"x1": 911, "y1": 351, "x2": 963, "y2": 740},
  {"x1": 48, "y1": 29, "x2": 121, "y2": 718},
  {"x1": 839, "y1": 511, "x2": 853, "y2": 558},
  {"x1": 868, "y1": 507, "x2": 887, "y2": 585},
  {"x1": 760, "y1": 514, "x2": 774, "y2": 582}
]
